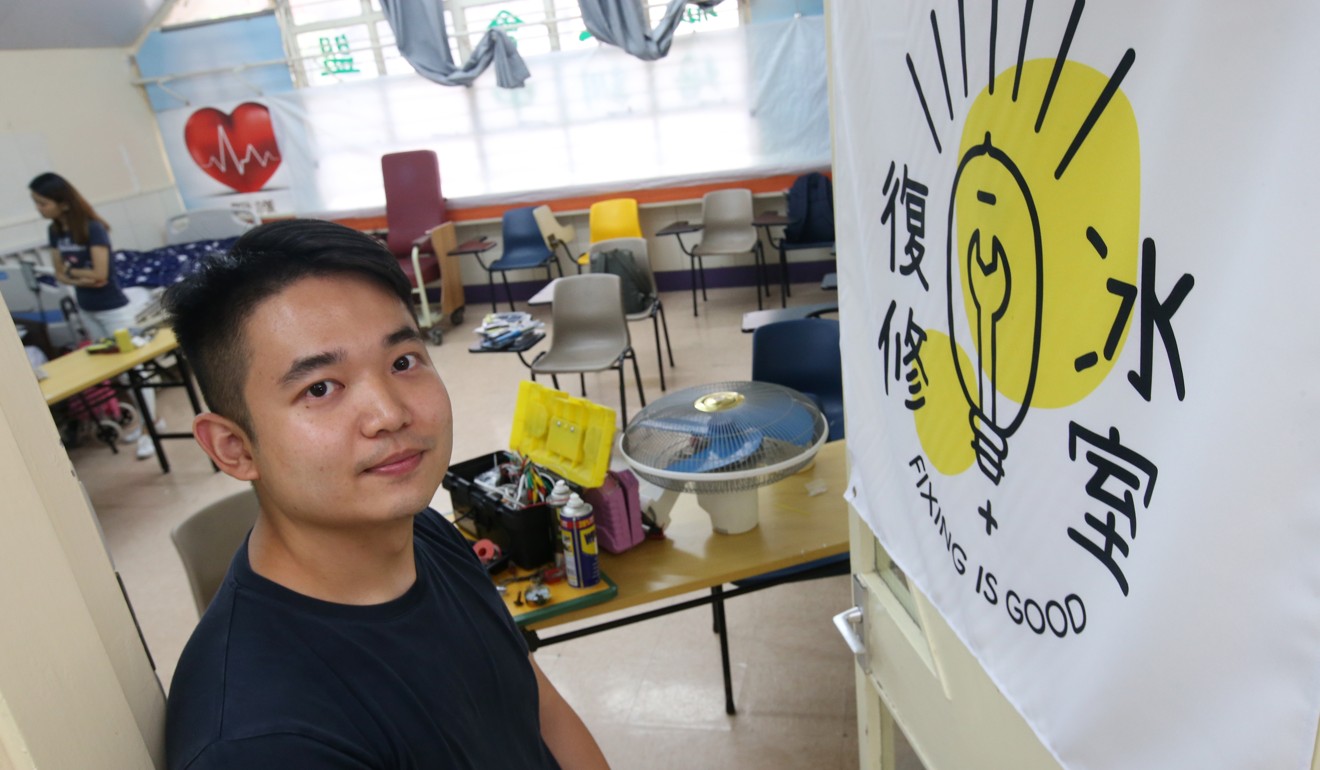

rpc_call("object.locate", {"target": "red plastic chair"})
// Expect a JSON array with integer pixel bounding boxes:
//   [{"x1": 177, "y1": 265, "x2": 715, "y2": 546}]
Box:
[{"x1": 382, "y1": 150, "x2": 455, "y2": 341}]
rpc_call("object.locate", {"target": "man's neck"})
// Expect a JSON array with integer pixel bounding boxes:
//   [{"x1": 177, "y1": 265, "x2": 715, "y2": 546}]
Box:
[{"x1": 247, "y1": 513, "x2": 417, "y2": 605}]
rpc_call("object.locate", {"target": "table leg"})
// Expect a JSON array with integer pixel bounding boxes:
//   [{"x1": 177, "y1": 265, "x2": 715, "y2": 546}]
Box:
[
  {"x1": 128, "y1": 367, "x2": 169, "y2": 473},
  {"x1": 711, "y1": 585, "x2": 737, "y2": 715},
  {"x1": 173, "y1": 354, "x2": 218, "y2": 473}
]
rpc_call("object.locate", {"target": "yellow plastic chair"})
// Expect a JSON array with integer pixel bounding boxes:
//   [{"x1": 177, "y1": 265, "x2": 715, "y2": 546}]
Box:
[{"x1": 577, "y1": 198, "x2": 643, "y2": 269}]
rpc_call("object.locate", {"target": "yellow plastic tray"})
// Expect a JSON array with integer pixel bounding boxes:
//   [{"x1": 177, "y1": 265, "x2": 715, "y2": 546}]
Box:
[{"x1": 509, "y1": 381, "x2": 616, "y2": 488}]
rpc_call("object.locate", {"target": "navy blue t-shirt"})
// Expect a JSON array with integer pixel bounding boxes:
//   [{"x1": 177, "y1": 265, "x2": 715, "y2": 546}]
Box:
[
  {"x1": 166, "y1": 510, "x2": 560, "y2": 770},
  {"x1": 49, "y1": 220, "x2": 128, "y2": 312}
]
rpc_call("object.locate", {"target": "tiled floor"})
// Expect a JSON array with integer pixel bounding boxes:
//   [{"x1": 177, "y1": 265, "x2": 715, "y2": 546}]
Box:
[{"x1": 64, "y1": 279, "x2": 922, "y2": 769}]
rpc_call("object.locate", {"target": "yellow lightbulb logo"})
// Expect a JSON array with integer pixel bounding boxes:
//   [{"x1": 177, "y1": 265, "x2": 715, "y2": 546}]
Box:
[
  {"x1": 914, "y1": 57, "x2": 1140, "y2": 480},
  {"x1": 948, "y1": 133, "x2": 1043, "y2": 484}
]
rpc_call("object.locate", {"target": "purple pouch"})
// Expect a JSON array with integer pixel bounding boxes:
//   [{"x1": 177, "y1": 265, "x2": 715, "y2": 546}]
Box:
[{"x1": 582, "y1": 469, "x2": 645, "y2": 554}]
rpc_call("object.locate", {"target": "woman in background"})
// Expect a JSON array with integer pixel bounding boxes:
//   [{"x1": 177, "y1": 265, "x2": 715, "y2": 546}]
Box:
[{"x1": 29, "y1": 172, "x2": 162, "y2": 459}]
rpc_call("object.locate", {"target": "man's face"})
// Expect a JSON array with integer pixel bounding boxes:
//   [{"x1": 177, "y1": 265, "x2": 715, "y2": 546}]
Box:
[{"x1": 238, "y1": 273, "x2": 452, "y2": 529}]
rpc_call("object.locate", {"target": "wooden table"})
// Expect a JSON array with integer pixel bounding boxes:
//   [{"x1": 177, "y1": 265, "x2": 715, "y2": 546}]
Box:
[
  {"x1": 39, "y1": 328, "x2": 210, "y2": 473},
  {"x1": 448, "y1": 237, "x2": 502, "y2": 313},
  {"x1": 516, "y1": 440, "x2": 849, "y2": 713}
]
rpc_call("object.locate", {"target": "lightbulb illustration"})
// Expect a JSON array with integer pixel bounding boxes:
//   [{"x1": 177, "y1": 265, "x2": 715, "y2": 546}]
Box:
[{"x1": 946, "y1": 132, "x2": 1043, "y2": 485}]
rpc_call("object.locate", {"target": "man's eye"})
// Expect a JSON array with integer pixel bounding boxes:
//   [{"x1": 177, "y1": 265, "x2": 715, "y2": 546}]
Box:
[
  {"x1": 306, "y1": 381, "x2": 337, "y2": 398},
  {"x1": 393, "y1": 353, "x2": 421, "y2": 372}
]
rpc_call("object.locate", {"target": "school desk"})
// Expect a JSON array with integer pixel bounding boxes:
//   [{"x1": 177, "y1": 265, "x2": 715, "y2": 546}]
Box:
[
  {"x1": 507, "y1": 440, "x2": 849, "y2": 715},
  {"x1": 39, "y1": 328, "x2": 210, "y2": 473}
]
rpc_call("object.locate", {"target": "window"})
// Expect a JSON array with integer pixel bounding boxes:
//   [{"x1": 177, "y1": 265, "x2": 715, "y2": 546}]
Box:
[{"x1": 279, "y1": 0, "x2": 743, "y2": 87}]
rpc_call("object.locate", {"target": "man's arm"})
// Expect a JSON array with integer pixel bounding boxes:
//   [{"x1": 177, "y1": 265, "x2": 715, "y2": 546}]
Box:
[{"x1": 530, "y1": 655, "x2": 610, "y2": 770}]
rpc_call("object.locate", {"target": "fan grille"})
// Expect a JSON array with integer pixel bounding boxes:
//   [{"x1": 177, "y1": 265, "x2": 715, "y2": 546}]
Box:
[{"x1": 621, "y1": 381, "x2": 827, "y2": 493}]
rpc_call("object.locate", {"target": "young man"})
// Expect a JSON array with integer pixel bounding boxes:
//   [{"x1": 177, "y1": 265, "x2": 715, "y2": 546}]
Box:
[{"x1": 165, "y1": 220, "x2": 609, "y2": 769}]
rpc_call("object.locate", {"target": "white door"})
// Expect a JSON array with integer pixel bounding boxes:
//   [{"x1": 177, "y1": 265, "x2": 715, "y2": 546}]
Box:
[{"x1": 838, "y1": 505, "x2": 1060, "y2": 770}]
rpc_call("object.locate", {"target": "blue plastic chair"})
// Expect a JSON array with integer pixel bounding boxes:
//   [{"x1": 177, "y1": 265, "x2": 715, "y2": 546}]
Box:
[
  {"x1": 475, "y1": 206, "x2": 564, "y2": 312},
  {"x1": 751, "y1": 318, "x2": 845, "y2": 442}
]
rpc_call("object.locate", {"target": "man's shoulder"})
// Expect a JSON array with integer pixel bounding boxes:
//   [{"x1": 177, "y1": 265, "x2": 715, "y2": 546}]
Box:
[{"x1": 166, "y1": 581, "x2": 349, "y2": 767}]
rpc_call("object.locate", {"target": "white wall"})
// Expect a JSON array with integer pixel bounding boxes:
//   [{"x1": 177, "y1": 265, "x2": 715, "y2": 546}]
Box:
[
  {"x1": 0, "y1": 292, "x2": 165, "y2": 767},
  {"x1": 0, "y1": 48, "x2": 182, "y2": 254}
]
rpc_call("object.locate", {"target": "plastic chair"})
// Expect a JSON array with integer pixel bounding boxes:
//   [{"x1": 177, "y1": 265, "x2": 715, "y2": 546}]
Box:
[
  {"x1": 528, "y1": 273, "x2": 646, "y2": 425},
  {"x1": 171, "y1": 488, "x2": 260, "y2": 616},
  {"x1": 532, "y1": 205, "x2": 576, "y2": 274},
  {"x1": 381, "y1": 150, "x2": 462, "y2": 341},
  {"x1": 473, "y1": 206, "x2": 564, "y2": 313},
  {"x1": 751, "y1": 318, "x2": 844, "y2": 442},
  {"x1": 576, "y1": 198, "x2": 643, "y2": 270},
  {"x1": 687, "y1": 189, "x2": 767, "y2": 317},
  {"x1": 768, "y1": 173, "x2": 836, "y2": 305},
  {"x1": 588, "y1": 237, "x2": 675, "y2": 391}
]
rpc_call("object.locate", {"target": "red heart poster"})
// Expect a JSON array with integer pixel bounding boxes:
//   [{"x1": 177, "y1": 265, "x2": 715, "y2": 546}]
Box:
[{"x1": 183, "y1": 102, "x2": 283, "y2": 193}]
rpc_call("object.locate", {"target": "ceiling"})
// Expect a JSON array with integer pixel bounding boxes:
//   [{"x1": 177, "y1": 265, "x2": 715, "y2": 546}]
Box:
[{"x1": 0, "y1": 0, "x2": 168, "y2": 50}]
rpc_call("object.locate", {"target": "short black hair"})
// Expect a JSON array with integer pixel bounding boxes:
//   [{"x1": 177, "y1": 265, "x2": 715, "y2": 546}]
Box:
[{"x1": 165, "y1": 218, "x2": 413, "y2": 434}]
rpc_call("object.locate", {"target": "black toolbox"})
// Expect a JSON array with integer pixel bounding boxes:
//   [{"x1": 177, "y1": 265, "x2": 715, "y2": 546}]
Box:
[{"x1": 442, "y1": 452, "x2": 574, "y2": 569}]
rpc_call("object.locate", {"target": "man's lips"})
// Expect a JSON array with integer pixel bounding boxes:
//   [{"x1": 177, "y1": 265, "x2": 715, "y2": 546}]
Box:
[{"x1": 362, "y1": 449, "x2": 425, "y2": 475}]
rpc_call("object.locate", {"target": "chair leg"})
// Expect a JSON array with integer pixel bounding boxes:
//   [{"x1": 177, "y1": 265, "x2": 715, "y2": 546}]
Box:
[
  {"x1": 500, "y1": 273, "x2": 516, "y2": 313},
  {"x1": 487, "y1": 272, "x2": 498, "y2": 314},
  {"x1": 698, "y1": 256, "x2": 708, "y2": 301},
  {"x1": 776, "y1": 243, "x2": 786, "y2": 302},
  {"x1": 650, "y1": 312, "x2": 666, "y2": 392},
  {"x1": 754, "y1": 247, "x2": 764, "y2": 311},
  {"x1": 658, "y1": 301, "x2": 675, "y2": 367},
  {"x1": 776, "y1": 242, "x2": 789, "y2": 306},
  {"x1": 551, "y1": 374, "x2": 560, "y2": 390},
  {"x1": 410, "y1": 245, "x2": 434, "y2": 329},
  {"x1": 690, "y1": 255, "x2": 699, "y2": 317},
  {"x1": 617, "y1": 362, "x2": 628, "y2": 427},
  {"x1": 629, "y1": 347, "x2": 646, "y2": 409},
  {"x1": 579, "y1": 373, "x2": 587, "y2": 397}
]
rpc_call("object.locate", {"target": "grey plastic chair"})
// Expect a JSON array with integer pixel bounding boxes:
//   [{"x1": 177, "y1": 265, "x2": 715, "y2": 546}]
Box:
[
  {"x1": 529, "y1": 273, "x2": 647, "y2": 425},
  {"x1": 588, "y1": 237, "x2": 675, "y2": 392},
  {"x1": 171, "y1": 488, "x2": 260, "y2": 616},
  {"x1": 687, "y1": 188, "x2": 767, "y2": 317}
]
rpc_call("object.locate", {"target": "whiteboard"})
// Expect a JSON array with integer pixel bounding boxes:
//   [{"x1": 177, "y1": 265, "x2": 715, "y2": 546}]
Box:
[{"x1": 0, "y1": 132, "x2": 53, "y2": 227}]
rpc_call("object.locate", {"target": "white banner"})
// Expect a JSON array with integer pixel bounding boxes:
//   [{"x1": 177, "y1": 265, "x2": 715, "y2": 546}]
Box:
[{"x1": 833, "y1": 2, "x2": 1320, "y2": 768}]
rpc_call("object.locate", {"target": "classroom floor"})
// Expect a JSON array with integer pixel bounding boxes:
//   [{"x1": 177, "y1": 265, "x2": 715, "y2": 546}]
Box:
[{"x1": 66, "y1": 279, "x2": 924, "y2": 770}]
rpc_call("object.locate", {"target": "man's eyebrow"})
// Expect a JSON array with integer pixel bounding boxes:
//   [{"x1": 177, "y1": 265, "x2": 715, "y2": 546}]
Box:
[
  {"x1": 384, "y1": 325, "x2": 422, "y2": 347},
  {"x1": 279, "y1": 350, "x2": 344, "y2": 387}
]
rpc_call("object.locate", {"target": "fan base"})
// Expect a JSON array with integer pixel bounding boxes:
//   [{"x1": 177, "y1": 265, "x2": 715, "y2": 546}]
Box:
[{"x1": 698, "y1": 489, "x2": 759, "y2": 535}]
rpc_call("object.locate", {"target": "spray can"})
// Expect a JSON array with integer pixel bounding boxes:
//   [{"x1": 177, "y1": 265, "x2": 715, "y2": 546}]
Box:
[
  {"x1": 546, "y1": 480, "x2": 573, "y2": 569},
  {"x1": 558, "y1": 493, "x2": 600, "y2": 588}
]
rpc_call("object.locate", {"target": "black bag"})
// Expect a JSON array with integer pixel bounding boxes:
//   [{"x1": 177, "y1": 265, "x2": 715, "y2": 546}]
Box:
[
  {"x1": 785, "y1": 172, "x2": 835, "y2": 244},
  {"x1": 589, "y1": 248, "x2": 656, "y2": 315}
]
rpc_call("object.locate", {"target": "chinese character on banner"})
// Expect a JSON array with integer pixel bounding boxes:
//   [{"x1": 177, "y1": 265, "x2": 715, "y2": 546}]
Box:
[{"x1": 319, "y1": 34, "x2": 359, "y2": 77}]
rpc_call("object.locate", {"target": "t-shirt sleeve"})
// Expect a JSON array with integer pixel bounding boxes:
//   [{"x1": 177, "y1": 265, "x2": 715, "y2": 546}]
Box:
[
  {"x1": 179, "y1": 734, "x2": 373, "y2": 770},
  {"x1": 87, "y1": 221, "x2": 111, "y2": 248}
]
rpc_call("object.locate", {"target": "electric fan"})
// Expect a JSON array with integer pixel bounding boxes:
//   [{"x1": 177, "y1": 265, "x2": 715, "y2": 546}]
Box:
[{"x1": 620, "y1": 381, "x2": 828, "y2": 534}]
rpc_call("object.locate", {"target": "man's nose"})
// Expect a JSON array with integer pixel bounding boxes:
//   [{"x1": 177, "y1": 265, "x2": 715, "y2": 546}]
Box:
[{"x1": 359, "y1": 376, "x2": 412, "y2": 436}]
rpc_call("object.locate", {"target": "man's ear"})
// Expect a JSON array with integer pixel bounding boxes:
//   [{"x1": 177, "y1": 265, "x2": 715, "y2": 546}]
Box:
[{"x1": 193, "y1": 413, "x2": 259, "y2": 481}]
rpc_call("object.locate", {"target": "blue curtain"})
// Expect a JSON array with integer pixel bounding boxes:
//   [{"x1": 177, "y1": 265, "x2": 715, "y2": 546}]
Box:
[
  {"x1": 380, "y1": 0, "x2": 530, "y2": 88},
  {"x1": 579, "y1": 0, "x2": 722, "y2": 61}
]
